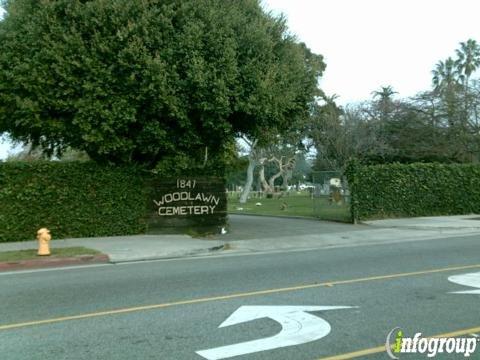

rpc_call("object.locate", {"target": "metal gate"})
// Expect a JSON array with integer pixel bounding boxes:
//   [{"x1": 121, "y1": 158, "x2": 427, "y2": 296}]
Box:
[{"x1": 311, "y1": 171, "x2": 351, "y2": 222}]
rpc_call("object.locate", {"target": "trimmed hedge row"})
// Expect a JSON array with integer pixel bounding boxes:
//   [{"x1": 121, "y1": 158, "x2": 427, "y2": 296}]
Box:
[
  {"x1": 346, "y1": 162, "x2": 480, "y2": 221},
  {"x1": 0, "y1": 162, "x2": 149, "y2": 242}
]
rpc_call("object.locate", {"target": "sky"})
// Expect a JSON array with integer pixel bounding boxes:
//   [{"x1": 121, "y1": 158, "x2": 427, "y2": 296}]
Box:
[
  {"x1": 1, "y1": 1, "x2": 480, "y2": 159},
  {"x1": 262, "y1": 0, "x2": 480, "y2": 104}
]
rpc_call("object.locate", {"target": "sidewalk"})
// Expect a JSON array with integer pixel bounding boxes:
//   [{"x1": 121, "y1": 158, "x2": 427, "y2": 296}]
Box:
[
  {"x1": 0, "y1": 235, "x2": 224, "y2": 263},
  {"x1": 0, "y1": 214, "x2": 479, "y2": 270}
]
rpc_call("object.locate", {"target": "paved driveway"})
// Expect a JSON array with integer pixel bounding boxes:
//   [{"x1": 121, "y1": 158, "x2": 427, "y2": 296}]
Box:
[{"x1": 217, "y1": 215, "x2": 366, "y2": 241}]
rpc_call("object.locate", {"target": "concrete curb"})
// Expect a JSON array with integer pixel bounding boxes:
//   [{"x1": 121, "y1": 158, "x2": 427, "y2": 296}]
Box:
[
  {"x1": 228, "y1": 212, "x2": 353, "y2": 223},
  {"x1": 107, "y1": 244, "x2": 228, "y2": 264},
  {"x1": 0, "y1": 254, "x2": 110, "y2": 272},
  {"x1": 365, "y1": 225, "x2": 480, "y2": 231}
]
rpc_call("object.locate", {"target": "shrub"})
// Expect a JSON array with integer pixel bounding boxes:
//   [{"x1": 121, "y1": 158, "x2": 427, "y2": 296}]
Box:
[
  {"x1": 0, "y1": 162, "x2": 149, "y2": 242},
  {"x1": 345, "y1": 162, "x2": 480, "y2": 221}
]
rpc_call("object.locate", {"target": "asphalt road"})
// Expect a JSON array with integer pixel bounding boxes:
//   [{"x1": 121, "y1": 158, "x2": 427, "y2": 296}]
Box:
[{"x1": 1, "y1": 234, "x2": 480, "y2": 360}]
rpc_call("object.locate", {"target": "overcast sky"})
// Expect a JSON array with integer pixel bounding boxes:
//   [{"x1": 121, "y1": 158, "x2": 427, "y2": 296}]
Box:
[
  {"x1": 263, "y1": 0, "x2": 480, "y2": 104},
  {"x1": 1, "y1": 1, "x2": 480, "y2": 158}
]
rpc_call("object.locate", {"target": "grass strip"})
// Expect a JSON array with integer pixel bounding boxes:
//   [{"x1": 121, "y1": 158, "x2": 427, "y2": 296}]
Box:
[{"x1": 0, "y1": 247, "x2": 102, "y2": 262}]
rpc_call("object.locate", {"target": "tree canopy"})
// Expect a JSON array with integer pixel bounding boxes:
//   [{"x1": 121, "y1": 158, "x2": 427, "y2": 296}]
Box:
[
  {"x1": 0, "y1": 0, "x2": 325, "y2": 168},
  {"x1": 309, "y1": 39, "x2": 480, "y2": 171}
]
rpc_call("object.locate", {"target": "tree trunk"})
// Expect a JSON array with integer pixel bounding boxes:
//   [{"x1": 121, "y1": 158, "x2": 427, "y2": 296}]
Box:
[
  {"x1": 268, "y1": 155, "x2": 296, "y2": 192},
  {"x1": 258, "y1": 160, "x2": 273, "y2": 193},
  {"x1": 268, "y1": 170, "x2": 283, "y2": 191},
  {"x1": 239, "y1": 138, "x2": 258, "y2": 204},
  {"x1": 282, "y1": 169, "x2": 292, "y2": 191},
  {"x1": 239, "y1": 157, "x2": 256, "y2": 204}
]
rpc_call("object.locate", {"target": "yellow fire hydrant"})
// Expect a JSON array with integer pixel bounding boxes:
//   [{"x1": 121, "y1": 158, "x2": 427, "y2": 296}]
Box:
[{"x1": 37, "y1": 228, "x2": 51, "y2": 256}]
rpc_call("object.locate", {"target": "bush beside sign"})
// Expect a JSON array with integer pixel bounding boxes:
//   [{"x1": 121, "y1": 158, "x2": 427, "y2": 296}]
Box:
[
  {"x1": 346, "y1": 161, "x2": 480, "y2": 222},
  {"x1": 0, "y1": 162, "x2": 148, "y2": 242}
]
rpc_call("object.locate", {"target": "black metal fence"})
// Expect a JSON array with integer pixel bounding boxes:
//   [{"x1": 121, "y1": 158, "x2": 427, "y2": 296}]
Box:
[{"x1": 311, "y1": 171, "x2": 351, "y2": 222}]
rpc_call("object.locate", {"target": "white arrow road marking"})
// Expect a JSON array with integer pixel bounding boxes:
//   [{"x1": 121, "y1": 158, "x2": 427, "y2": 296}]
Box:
[
  {"x1": 196, "y1": 305, "x2": 354, "y2": 360},
  {"x1": 448, "y1": 272, "x2": 480, "y2": 294}
]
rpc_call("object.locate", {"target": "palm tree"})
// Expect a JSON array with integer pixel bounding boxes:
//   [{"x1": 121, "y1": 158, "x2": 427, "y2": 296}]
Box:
[
  {"x1": 432, "y1": 57, "x2": 461, "y2": 95},
  {"x1": 454, "y1": 39, "x2": 480, "y2": 161},
  {"x1": 455, "y1": 39, "x2": 480, "y2": 88},
  {"x1": 371, "y1": 85, "x2": 397, "y2": 102},
  {"x1": 321, "y1": 94, "x2": 341, "y2": 115},
  {"x1": 371, "y1": 86, "x2": 398, "y2": 123}
]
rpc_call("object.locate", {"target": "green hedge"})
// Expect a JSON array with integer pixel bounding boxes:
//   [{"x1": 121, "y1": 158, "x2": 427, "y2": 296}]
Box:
[
  {"x1": 346, "y1": 162, "x2": 480, "y2": 221},
  {"x1": 0, "y1": 162, "x2": 149, "y2": 242}
]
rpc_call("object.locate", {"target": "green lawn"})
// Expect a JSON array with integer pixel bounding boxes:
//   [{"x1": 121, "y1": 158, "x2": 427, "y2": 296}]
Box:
[
  {"x1": 0, "y1": 247, "x2": 102, "y2": 262},
  {"x1": 228, "y1": 192, "x2": 351, "y2": 222}
]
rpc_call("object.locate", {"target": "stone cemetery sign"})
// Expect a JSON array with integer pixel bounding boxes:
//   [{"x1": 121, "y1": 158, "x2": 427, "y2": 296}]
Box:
[{"x1": 147, "y1": 177, "x2": 227, "y2": 233}]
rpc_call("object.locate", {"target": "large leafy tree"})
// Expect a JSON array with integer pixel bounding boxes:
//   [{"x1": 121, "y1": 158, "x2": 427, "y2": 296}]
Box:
[
  {"x1": 0, "y1": 0, "x2": 324, "y2": 168},
  {"x1": 309, "y1": 95, "x2": 348, "y2": 171}
]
